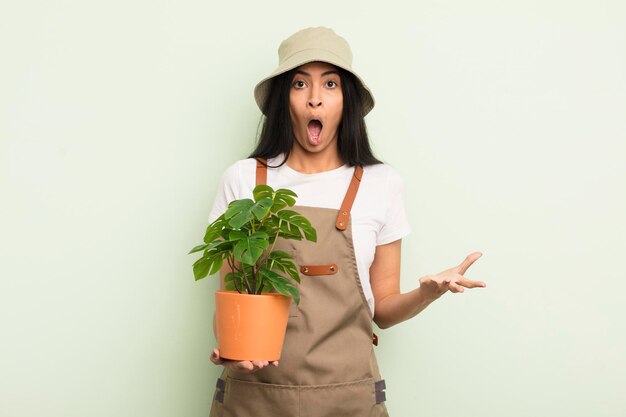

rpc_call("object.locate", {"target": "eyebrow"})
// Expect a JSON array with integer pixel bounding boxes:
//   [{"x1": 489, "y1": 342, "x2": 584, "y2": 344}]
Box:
[{"x1": 294, "y1": 69, "x2": 340, "y2": 77}]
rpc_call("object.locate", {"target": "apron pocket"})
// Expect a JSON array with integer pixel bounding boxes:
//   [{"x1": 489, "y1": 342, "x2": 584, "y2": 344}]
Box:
[
  {"x1": 218, "y1": 376, "x2": 299, "y2": 417},
  {"x1": 299, "y1": 378, "x2": 388, "y2": 417},
  {"x1": 292, "y1": 262, "x2": 339, "y2": 317},
  {"x1": 211, "y1": 377, "x2": 388, "y2": 417}
]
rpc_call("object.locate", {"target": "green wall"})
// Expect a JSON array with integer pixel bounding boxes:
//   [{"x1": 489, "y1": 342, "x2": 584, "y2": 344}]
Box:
[{"x1": 2, "y1": 0, "x2": 625, "y2": 416}]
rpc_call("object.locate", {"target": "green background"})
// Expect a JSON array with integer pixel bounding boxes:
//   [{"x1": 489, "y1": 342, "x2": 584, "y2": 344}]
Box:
[{"x1": 2, "y1": 0, "x2": 625, "y2": 416}]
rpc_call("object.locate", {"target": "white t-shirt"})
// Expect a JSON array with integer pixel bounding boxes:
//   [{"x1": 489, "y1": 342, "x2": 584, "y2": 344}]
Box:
[{"x1": 208, "y1": 155, "x2": 411, "y2": 316}]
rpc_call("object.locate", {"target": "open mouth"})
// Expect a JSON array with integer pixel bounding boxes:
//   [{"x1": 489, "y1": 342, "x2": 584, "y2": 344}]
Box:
[{"x1": 307, "y1": 119, "x2": 323, "y2": 146}]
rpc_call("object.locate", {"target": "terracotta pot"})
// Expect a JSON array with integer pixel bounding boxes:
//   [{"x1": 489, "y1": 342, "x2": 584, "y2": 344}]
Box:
[{"x1": 214, "y1": 291, "x2": 291, "y2": 361}]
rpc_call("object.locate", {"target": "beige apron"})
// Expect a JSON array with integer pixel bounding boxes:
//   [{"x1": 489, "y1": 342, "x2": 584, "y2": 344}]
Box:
[{"x1": 209, "y1": 159, "x2": 389, "y2": 417}]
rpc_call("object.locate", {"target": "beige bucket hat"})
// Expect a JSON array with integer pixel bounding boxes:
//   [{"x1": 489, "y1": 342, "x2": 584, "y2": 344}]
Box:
[{"x1": 253, "y1": 27, "x2": 375, "y2": 116}]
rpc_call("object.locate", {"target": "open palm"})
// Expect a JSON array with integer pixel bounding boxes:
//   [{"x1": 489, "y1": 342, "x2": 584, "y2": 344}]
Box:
[{"x1": 419, "y1": 251, "x2": 486, "y2": 300}]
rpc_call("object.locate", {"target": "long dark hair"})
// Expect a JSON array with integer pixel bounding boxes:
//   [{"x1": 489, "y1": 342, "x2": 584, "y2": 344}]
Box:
[{"x1": 248, "y1": 65, "x2": 382, "y2": 167}]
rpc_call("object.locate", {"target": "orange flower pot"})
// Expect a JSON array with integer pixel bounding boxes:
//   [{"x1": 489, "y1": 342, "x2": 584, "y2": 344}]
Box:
[{"x1": 214, "y1": 291, "x2": 291, "y2": 361}]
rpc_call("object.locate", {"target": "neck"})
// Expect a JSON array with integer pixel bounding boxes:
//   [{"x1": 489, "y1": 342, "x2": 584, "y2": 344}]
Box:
[{"x1": 286, "y1": 147, "x2": 344, "y2": 174}]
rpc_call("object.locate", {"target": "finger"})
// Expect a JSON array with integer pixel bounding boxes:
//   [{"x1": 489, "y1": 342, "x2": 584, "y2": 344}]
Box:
[
  {"x1": 210, "y1": 349, "x2": 223, "y2": 365},
  {"x1": 271, "y1": 361, "x2": 279, "y2": 367},
  {"x1": 419, "y1": 276, "x2": 441, "y2": 289},
  {"x1": 458, "y1": 252, "x2": 483, "y2": 275},
  {"x1": 251, "y1": 360, "x2": 269, "y2": 369},
  {"x1": 448, "y1": 282, "x2": 465, "y2": 293},
  {"x1": 234, "y1": 361, "x2": 254, "y2": 372},
  {"x1": 458, "y1": 278, "x2": 486, "y2": 288},
  {"x1": 433, "y1": 278, "x2": 449, "y2": 292},
  {"x1": 420, "y1": 275, "x2": 440, "y2": 286}
]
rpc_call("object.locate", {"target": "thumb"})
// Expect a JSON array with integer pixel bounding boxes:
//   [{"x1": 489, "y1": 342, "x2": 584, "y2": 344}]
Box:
[
  {"x1": 457, "y1": 251, "x2": 483, "y2": 275},
  {"x1": 210, "y1": 348, "x2": 222, "y2": 364}
]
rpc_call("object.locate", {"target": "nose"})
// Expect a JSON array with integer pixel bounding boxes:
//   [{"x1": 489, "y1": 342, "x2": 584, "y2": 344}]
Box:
[{"x1": 307, "y1": 85, "x2": 322, "y2": 108}]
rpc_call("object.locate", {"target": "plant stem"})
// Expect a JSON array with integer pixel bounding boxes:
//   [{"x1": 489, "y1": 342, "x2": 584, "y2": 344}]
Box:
[
  {"x1": 226, "y1": 256, "x2": 242, "y2": 294},
  {"x1": 266, "y1": 218, "x2": 282, "y2": 257},
  {"x1": 251, "y1": 265, "x2": 259, "y2": 294},
  {"x1": 258, "y1": 218, "x2": 283, "y2": 294},
  {"x1": 241, "y1": 264, "x2": 253, "y2": 294}
]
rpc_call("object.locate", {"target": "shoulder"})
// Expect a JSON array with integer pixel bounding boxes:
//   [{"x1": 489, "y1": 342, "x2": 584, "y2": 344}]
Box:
[
  {"x1": 208, "y1": 158, "x2": 258, "y2": 223},
  {"x1": 219, "y1": 158, "x2": 260, "y2": 190},
  {"x1": 362, "y1": 163, "x2": 406, "y2": 189},
  {"x1": 222, "y1": 156, "x2": 286, "y2": 182},
  {"x1": 213, "y1": 158, "x2": 259, "y2": 204},
  {"x1": 221, "y1": 158, "x2": 257, "y2": 179},
  {"x1": 354, "y1": 163, "x2": 407, "y2": 211}
]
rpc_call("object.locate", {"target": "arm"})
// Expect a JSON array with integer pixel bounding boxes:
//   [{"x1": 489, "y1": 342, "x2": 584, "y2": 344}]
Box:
[{"x1": 370, "y1": 240, "x2": 486, "y2": 329}]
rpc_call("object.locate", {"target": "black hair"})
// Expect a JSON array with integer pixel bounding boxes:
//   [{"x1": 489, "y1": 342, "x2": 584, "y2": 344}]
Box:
[{"x1": 248, "y1": 65, "x2": 382, "y2": 167}]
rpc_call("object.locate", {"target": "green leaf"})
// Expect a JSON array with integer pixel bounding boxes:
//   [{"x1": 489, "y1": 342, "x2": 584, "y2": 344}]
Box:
[
  {"x1": 232, "y1": 231, "x2": 269, "y2": 265},
  {"x1": 275, "y1": 281, "x2": 299, "y2": 306},
  {"x1": 224, "y1": 265, "x2": 256, "y2": 292},
  {"x1": 251, "y1": 197, "x2": 273, "y2": 220},
  {"x1": 303, "y1": 225, "x2": 316, "y2": 242},
  {"x1": 253, "y1": 184, "x2": 274, "y2": 201},
  {"x1": 263, "y1": 217, "x2": 305, "y2": 243},
  {"x1": 188, "y1": 243, "x2": 210, "y2": 254},
  {"x1": 203, "y1": 215, "x2": 228, "y2": 243},
  {"x1": 261, "y1": 217, "x2": 285, "y2": 243},
  {"x1": 268, "y1": 250, "x2": 300, "y2": 284},
  {"x1": 208, "y1": 252, "x2": 225, "y2": 276},
  {"x1": 192, "y1": 257, "x2": 211, "y2": 281},
  {"x1": 228, "y1": 230, "x2": 247, "y2": 242},
  {"x1": 212, "y1": 239, "x2": 234, "y2": 253},
  {"x1": 276, "y1": 210, "x2": 317, "y2": 242},
  {"x1": 224, "y1": 271, "x2": 243, "y2": 293},
  {"x1": 259, "y1": 267, "x2": 300, "y2": 305},
  {"x1": 225, "y1": 199, "x2": 254, "y2": 229},
  {"x1": 255, "y1": 272, "x2": 264, "y2": 293},
  {"x1": 275, "y1": 188, "x2": 297, "y2": 206},
  {"x1": 224, "y1": 280, "x2": 237, "y2": 291},
  {"x1": 192, "y1": 250, "x2": 224, "y2": 281},
  {"x1": 189, "y1": 238, "x2": 232, "y2": 255},
  {"x1": 271, "y1": 188, "x2": 297, "y2": 212},
  {"x1": 279, "y1": 220, "x2": 302, "y2": 240}
]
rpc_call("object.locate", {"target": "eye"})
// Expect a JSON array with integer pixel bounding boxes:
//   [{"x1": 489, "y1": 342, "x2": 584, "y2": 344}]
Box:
[
  {"x1": 326, "y1": 80, "x2": 338, "y2": 88},
  {"x1": 293, "y1": 80, "x2": 306, "y2": 89}
]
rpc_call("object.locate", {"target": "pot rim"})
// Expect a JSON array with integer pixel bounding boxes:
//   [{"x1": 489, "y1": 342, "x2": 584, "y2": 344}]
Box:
[{"x1": 215, "y1": 290, "x2": 290, "y2": 299}]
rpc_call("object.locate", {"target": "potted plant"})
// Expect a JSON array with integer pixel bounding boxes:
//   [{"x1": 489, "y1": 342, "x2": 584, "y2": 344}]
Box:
[{"x1": 189, "y1": 184, "x2": 317, "y2": 360}]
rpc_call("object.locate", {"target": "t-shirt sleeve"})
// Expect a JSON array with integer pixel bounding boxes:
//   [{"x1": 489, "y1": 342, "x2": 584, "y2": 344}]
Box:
[
  {"x1": 376, "y1": 167, "x2": 411, "y2": 245},
  {"x1": 207, "y1": 162, "x2": 241, "y2": 224}
]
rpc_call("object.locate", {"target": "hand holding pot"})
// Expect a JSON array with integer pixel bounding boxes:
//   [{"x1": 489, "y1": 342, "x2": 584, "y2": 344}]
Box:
[{"x1": 210, "y1": 348, "x2": 278, "y2": 373}]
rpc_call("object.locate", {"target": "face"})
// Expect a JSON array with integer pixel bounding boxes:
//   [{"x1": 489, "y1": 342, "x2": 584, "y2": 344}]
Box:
[{"x1": 288, "y1": 61, "x2": 343, "y2": 158}]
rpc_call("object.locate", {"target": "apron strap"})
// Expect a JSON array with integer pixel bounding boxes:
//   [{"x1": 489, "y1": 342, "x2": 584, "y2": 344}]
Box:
[
  {"x1": 254, "y1": 157, "x2": 364, "y2": 232},
  {"x1": 335, "y1": 165, "x2": 363, "y2": 231},
  {"x1": 255, "y1": 158, "x2": 267, "y2": 186}
]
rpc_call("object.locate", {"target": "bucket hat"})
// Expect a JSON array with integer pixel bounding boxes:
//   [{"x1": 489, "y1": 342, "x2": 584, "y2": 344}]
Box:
[{"x1": 253, "y1": 27, "x2": 375, "y2": 116}]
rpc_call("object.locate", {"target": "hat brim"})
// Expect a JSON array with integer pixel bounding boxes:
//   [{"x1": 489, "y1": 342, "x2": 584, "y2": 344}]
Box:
[{"x1": 254, "y1": 48, "x2": 375, "y2": 117}]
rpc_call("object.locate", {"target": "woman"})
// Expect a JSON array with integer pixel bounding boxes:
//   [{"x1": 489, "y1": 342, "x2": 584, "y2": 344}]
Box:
[{"x1": 207, "y1": 27, "x2": 486, "y2": 417}]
